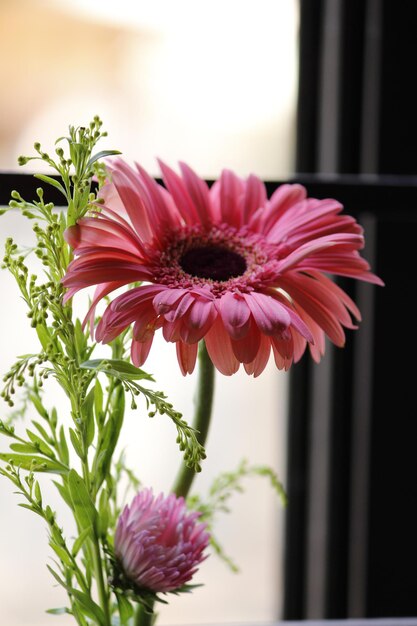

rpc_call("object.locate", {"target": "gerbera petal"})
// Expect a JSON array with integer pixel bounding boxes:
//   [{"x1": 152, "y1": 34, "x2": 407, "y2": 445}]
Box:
[
  {"x1": 243, "y1": 292, "x2": 291, "y2": 335},
  {"x1": 180, "y1": 299, "x2": 217, "y2": 344},
  {"x1": 241, "y1": 174, "x2": 267, "y2": 223},
  {"x1": 131, "y1": 337, "x2": 154, "y2": 368},
  {"x1": 243, "y1": 334, "x2": 272, "y2": 377},
  {"x1": 176, "y1": 341, "x2": 199, "y2": 375},
  {"x1": 231, "y1": 321, "x2": 261, "y2": 363},
  {"x1": 111, "y1": 168, "x2": 155, "y2": 241},
  {"x1": 179, "y1": 161, "x2": 214, "y2": 226},
  {"x1": 218, "y1": 292, "x2": 251, "y2": 340},
  {"x1": 218, "y1": 169, "x2": 244, "y2": 227},
  {"x1": 204, "y1": 318, "x2": 240, "y2": 376},
  {"x1": 158, "y1": 160, "x2": 200, "y2": 225}
]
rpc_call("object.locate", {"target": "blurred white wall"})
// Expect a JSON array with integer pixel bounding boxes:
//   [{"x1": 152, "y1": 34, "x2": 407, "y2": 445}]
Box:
[{"x1": 0, "y1": 1, "x2": 299, "y2": 624}]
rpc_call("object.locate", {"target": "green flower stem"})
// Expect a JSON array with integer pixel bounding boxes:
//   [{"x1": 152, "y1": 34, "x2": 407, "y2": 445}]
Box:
[
  {"x1": 171, "y1": 341, "x2": 216, "y2": 499},
  {"x1": 134, "y1": 604, "x2": 156, "y2": 626},
  {"x1": 135, "y1": 342, "x2": 216, "y2": 626},
  {"x1": 91, "y1": 536, "x2": 111, "y2": 626}
]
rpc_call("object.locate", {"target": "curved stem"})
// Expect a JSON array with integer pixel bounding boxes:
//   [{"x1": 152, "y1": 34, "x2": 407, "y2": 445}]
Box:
[
  {"x1": 171, "y1": 341, "x2": 215, "y2": 498},
  {"x1": 135, "y1": 342, "x2": 215, "y2": 626}
]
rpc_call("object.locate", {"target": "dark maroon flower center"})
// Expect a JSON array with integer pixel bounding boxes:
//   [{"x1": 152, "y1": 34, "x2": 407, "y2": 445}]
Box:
[{"x1": 179, "y1": 245, "x2": 247, "y2": 282}]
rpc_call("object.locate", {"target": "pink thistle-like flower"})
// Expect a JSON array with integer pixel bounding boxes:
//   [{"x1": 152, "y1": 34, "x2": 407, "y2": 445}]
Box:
[
  {"x1": 62, "y1": 159, "x2": 383, "y2": 376},
  {"x1": 114, "y1": 488, "x2": 209, "y2": 593}
]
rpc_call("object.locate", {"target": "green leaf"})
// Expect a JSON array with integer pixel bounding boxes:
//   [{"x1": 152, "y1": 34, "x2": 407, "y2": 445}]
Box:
[
  {"x1": 0, "y1": 453, "x2": 68, "y2": 474},
  {"x1": 74, "y1": 318, "x2": 87, "y2": 359},
  {"x1": 71, "y1": 526, "x2": 92, "y2": 557},
  {"x1": 28, "y1": 394, "x2": 49, "y2": 419},
  {"x1": 115, "y1": 592, "x2": 134, "y2": 625},
  {"x1": 10, "y1": 442, "x2": 39, "y2": 454},
  {"x1": 53, "y1": 479, "x2": 73, "y2": 508},
  {"x1": 49, "y1": 541, "x2": 73, "y2": 568},
  {"x1": 97, "y1": 488, "x2": 109, "y2": 539},
  {"x1": 36, "y1": 324, "x2": 50, "y2": 351},
  {"x1": 26, "y1": 430, "x2": 55, "y2": 457},
  {"x1": 80, "y1": 359, "x2": 153, "y2": 382},
  {"x1": 82, "y1": 387, "x2": 96, "y2": 448},
  {"x1": 87, "y1": 149, "x2": 122, "y2": 169},
  {"x1": 69, "y1": 428, "x2": 84, "y2": 459},
  {"x1": 67, "y1": 469, "x2": 98, "y2": 534},
  {"x1": 71, "y1": 589, "x2": 106, "y2": 626},
  {"x1": 94, "y1": 379, "x2": 104, "y2": 427},
  {"x1": 34, "y1": 174, "x2": 67, "y2": 198},
  {"x1": 93, "y1": 385, "x2": 125, "y2": 490},
  {"x1": 59, "y1": 425, "x2": 70, "y2": 466},
  {"x1": 46, "y1": 607, "x2": 71, "y2": 616}
]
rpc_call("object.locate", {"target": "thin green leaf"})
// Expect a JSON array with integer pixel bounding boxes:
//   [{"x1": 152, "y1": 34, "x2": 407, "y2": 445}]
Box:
[
  {"x1": 34, "y1": 174, "x2": 67, "y2": 198},
  {"x1": 36, "y1": 325, "x2": 50, "y2": 351},
  {"x1": 71, "y1": 589, "x2": 106, "y2": 626},
  {"x1": 69, "y1": 428, "x2": 83, "y2": 459},
  {"x1": 115, "y1": 592, "x2": 134, "y2": 625},
  {"x1": 46, "y1": 607, "x2": 71, "y2": 615},
  {"x1": 68, "y1": 469, "x2": 98, "y2": 534},
  {"x1": 0, "y1": 453, "x2": 68, "y2": 474},
  {"x1": 71, "y1": 526, "x2": 92, "y2": 557},
  {"x1": 80, "y1": 359, "x2": 153, "y2": 382},
  {"x1": 86, "y1": 149, "x2": 122, "y2": 169},
  {"x1": 59, "y1": 425, "x2": 70, "y2": 466}
]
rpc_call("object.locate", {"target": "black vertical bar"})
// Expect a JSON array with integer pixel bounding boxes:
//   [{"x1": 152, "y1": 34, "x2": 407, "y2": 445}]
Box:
[
  {"x1": 295, "y1": 0, "x2": 324, "y2": 173},
  {"x1": 283, "y1": 358, "x2": 312, "y2": 619}
]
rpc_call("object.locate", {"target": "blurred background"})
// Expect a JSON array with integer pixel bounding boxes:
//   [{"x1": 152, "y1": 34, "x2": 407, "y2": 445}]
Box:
[{"x1": 0, "y1": 1, "x2": 299, "y2": 625}]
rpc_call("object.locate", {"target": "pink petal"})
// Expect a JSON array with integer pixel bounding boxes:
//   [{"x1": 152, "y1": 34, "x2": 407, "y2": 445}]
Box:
[
  {"x1": 176, "y1": 341, "x2": 199, "y2": 375},
  {"x1": 243, "y1": 292, "x2": 291, "y2": 335},
  {"x1": 218, "y1": 292, "x2": 251, "y2": 340},
  {"x1": 230, "y1": 321, "x2": 261, "y2": 363},
  {"x1": 158, "y1": 160, "x2": 200, "y2": 225},
  {"x1": 204, "y1": 318, "x2": 240, "y2": 376},
  {"x1": 180, "y1": 299, "x2": 217, "y2": 344},
  {"x1": 131, "y1": 336, "x2": 155, "y2": 367},
  {"x1": 218, "y1": 169, "x2": 244, "y2": 227},
  {"x1": 179, "y1": 161, "x2": 214, "y2": 226},
  {"x1": 241, "y1": 174, "x2": 267, "y2": 223},
  {"x1": 243, "y1": 334, "x2": 272, "y2": 376},
  {"x1": 111, "y1": 168, "x2": 155, "y2": 241}
]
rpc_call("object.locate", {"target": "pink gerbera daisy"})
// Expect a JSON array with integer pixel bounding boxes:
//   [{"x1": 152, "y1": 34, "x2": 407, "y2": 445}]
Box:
[{"x1": 62, "y1": 159, "x2": 382, "y2": 376}]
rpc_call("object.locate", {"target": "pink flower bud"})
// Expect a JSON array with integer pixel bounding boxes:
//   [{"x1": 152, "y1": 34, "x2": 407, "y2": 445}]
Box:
[{"x1": 114, "y1": 488, "x2": 209, "y2": 593}]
